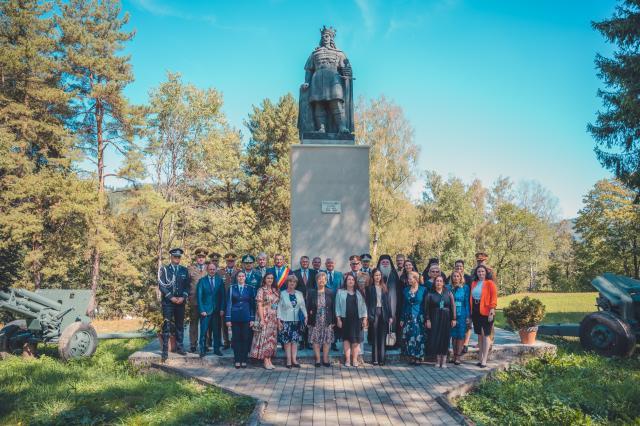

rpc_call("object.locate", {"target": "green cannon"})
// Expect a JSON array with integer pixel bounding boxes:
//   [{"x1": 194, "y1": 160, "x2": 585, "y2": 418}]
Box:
[
  {"x1": 538, "y1": 273, "x2": 639, "y2": 357},
  {"x1": 0, "y1": 287, "x2": 98, "y2": 360}
]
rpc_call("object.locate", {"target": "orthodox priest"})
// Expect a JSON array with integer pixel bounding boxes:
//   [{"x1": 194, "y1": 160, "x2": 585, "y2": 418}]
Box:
[{"x1": 376, "y1": 254, "x2": 402, "y2": 347}]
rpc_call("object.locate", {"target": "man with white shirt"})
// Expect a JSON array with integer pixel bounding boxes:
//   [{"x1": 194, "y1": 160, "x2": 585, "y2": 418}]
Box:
[
  {"x1": 267, "y1": 253, "x2": 291, "y2": 291},
  {"x1": 293, "y1": 256, "x2": 316, "y2": 350}
]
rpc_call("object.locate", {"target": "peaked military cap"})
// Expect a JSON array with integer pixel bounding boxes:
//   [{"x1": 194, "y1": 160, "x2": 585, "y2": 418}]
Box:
[
  {"x1": 360, "y1": 253, "x2": 372, "y2": 262},
  {"x1": 224, "y1": 253, "x2": 237, "y2": 261},
  {"x1": 475, "y1": 252, "x2": 489, "y2": 261},
  {"x1": 169, "y1": 248, "x2": 184, "y2": 257},
  {"x1": 209, "y1": 252, "x2": 221, "y2": 261},
  {"x1": 193, "y1": 247, "x2": 208, "y2": 257},
  {"x1": 242, "y1": 254, "x2": 255, "y2": 263}
]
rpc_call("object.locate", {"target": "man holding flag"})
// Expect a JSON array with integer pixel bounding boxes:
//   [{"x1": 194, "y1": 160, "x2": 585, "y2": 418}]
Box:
[{"x1": 268, "y1": 253, "x2": 291, "y2": 291}]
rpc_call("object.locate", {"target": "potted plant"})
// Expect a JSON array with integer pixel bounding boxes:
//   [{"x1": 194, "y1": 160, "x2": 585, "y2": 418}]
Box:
[{"x1": 502, "y1": 296, "x2": 546, "y2": 344}]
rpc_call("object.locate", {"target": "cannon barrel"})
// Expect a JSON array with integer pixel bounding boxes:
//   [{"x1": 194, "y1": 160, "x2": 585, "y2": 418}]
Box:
[
  {"x1": 0, "y1": 300, "x2": 39, "y2": 319},
  {"x1": 13, "y1": 288, "x2": 63, "y2": 311}
]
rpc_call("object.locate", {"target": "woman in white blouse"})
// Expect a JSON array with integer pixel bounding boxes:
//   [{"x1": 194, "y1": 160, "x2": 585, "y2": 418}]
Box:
[{"x1": 277, "y1": 275, "x2": 308, "y2": 368}]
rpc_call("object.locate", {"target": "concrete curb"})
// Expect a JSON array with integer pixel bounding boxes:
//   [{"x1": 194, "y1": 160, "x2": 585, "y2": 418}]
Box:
[{"x1": 150, "y1": 362, "x2": 267, "y2": 426}]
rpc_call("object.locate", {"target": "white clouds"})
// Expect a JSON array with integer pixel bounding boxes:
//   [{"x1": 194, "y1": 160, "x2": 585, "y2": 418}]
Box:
[
  {"x1": 130, "y1": 0, "x2": 217, "y2": 25},
  {"x1": 354, "y1": 0, "x2": 376, "y2": 35}
]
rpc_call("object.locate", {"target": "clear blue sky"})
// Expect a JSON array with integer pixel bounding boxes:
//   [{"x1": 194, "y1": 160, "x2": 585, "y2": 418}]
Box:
[{"x1": 118, "y1": 0, "x2": 618, "y2": 218}]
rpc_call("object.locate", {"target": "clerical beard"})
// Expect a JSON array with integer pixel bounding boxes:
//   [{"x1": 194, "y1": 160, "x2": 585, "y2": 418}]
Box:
[{"x1": 380, "y1": 264, "x2": 391, "y2": 278}]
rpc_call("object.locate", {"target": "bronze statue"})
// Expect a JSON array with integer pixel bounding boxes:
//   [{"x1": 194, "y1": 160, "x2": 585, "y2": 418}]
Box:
[{"x1": 298, "y1": 26, "x2": 354, "y2": 140}]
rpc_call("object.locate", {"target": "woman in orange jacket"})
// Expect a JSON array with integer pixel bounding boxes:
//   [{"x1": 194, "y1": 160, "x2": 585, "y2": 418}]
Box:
[{"x1": 469, "y1": 265, "x2": 497, "y2": 368}]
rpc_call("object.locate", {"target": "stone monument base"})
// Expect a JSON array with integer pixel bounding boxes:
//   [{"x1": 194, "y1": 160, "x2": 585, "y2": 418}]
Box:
[{"x1": 290, "y1": 143, "x2": 370, "y2": 273}]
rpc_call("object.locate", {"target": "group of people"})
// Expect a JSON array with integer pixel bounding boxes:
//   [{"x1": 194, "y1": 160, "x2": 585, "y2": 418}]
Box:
[{"x1": 157, "y1": 249, "x2": 498, "y2": 369}]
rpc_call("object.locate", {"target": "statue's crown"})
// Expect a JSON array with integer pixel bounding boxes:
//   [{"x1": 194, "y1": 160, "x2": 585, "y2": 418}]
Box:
[{"x1": 320, "y1": 25, "x2": 336, "y2": 38}]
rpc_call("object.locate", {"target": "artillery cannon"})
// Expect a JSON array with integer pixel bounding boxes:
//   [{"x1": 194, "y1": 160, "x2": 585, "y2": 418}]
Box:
[
  {"x1": 0, "y1": 287, "x2": 98, "y2": 360},
  {"x1": 538, "y1": 273, "x2": 639, "y2": 357}
]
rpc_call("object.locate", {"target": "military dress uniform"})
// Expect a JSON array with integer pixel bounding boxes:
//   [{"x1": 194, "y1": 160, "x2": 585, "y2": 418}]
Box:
[
  {"x1": 240, "y1": 255, "x2": 261, "y2": 288},
  {"x1": 158, "y1": 248, "x2": 190, "y2": 359},
  {"x1": 217, "y1": 253, "x2": 238, "y2": 348},
  {"x1": 187, "y1": 248, "x2": 209, "y2": 352},
  {"x1": 360, "y1": 253, "x2": 373, "y2": 275}
]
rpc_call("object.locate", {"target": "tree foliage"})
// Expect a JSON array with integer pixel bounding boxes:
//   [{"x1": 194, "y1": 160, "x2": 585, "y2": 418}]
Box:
[
  {"x1": 355, "y1": 96, "x2": 419, "y2": 259},
  {"x1": 588, "y1": 0, "x2": 640, "y2": 199}
]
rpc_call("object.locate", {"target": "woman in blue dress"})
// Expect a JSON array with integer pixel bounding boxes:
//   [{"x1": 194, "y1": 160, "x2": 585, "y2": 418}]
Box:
[
  {"x1": 448, "y1": 270, "x2": 470, "y2": 365},
  {"x1": 400, "y1": 271, "x2": 426, "y2": 364}
]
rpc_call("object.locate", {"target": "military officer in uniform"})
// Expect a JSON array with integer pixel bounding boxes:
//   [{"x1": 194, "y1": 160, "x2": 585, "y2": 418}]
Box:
[
  {"x1": 209, "y1": 252, "x2": 221, "y2": 269},
  {"x1": 157, "y1": 247, "x2": 190, "y2": 361},
  {"x1": 241, "y1": 254, "x2": 261, "y2": 288},
  {"x1": 360, "y1": 253, "x2": 373, "y2": 275},
  {"x1": 219, "y1": 253, "x2": 238, "y2": 349},
  {"x1": 187, "y1": 248, "x2": 208, "y2": 353}
]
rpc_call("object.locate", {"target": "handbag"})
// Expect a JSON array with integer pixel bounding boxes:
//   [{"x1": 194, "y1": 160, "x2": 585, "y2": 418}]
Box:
[{"x1": 385, "y1": 323, "x2": 396, "y2": 346}]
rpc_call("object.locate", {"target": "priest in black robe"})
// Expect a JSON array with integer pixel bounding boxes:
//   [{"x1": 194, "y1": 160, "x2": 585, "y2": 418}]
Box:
[{"x1": 376, "y1": 254, "x2": 402, "y2": 347}]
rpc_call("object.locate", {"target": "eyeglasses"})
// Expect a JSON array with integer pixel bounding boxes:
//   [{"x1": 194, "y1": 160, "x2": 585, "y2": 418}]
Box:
[{"x1": 350, "y1": 262, "x2": 360, "y2": 266}]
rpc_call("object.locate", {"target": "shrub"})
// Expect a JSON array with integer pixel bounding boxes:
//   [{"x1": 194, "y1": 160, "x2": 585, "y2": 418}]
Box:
[{"x1": 503, "y1": 296, "x2": 546, "y2": 329}]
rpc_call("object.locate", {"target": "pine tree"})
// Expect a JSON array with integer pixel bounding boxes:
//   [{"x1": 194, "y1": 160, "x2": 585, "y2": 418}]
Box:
[
  {"x1": 244, "y1": 94, "x2": 298, "y2": 259},
  {"x1": 588, "y1": 0, "x2": 640, "y2": 200},
  {"x1": 0, "y1": 0, "x2": 79, "y2": 288},
  {"x1": 58, "y1": 0, "x2": 141, "y2": 312}
]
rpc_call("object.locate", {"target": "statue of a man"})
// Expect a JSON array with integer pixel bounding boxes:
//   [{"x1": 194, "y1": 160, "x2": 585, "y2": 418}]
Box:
[{"x1": 299, "y1": 26, "x2": 353, "y2": 137}]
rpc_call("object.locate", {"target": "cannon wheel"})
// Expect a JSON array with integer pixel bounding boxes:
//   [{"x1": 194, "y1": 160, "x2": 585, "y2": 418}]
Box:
[
  {"x1": 0, "y1": 320, "x2": 36, "y2": 357},
  {"x1": 58, "y1": 322, "x2": 98, "y2": 361},
  {"x1": 579, "y1": 312, "x2": 636, "y2": 357}
]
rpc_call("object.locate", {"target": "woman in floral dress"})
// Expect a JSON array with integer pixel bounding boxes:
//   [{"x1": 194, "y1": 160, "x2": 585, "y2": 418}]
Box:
[
  {"x1": 250, "y1": 273, "x2": 279, "y2": 369},
  {"x1": 400, "y1": 271, "x2": 426, "y2": 364},
  {"x1": 306, "y1": 271, "x2": 336, "y2": 367}
]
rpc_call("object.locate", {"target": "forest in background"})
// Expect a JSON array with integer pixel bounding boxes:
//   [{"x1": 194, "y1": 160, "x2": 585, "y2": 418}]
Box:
[{"x1": 1, "y1": 0, "x2": 638, "y2": 318}]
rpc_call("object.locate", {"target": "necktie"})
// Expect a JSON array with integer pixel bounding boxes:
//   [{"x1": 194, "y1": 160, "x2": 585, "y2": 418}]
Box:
[
  {"x1": 303, "y1": 270, "x2": 308, "y2": 284},
  {"x1": 329, "y1": 272, "x2": 333, "y2": 287},
  {"x1": 239, "y1": 285, "x2": 244, "y2": 295},
  {"x1": 209, "y1": 276, "x2": 213, "y2": 287}
]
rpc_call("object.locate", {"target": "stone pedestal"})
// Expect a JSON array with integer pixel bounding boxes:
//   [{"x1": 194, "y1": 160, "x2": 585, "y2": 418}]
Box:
[{"x1": 290, "y1": 143, "x2": 369, "y2": 273}]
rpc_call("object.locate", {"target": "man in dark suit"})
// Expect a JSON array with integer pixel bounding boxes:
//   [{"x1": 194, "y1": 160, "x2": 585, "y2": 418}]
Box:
[
  {"x1": 267, "y1": 253, "x2": 291, "y2": 291},
  {"x1": 293, "y1": 255, "x2": 316, "y2": 349},
  {"x1": 197, "y1": 262, "x2": 225, "y2": 357},
  {"x1": 158, "y1": 247, "x2": 190, "y2": 361}
]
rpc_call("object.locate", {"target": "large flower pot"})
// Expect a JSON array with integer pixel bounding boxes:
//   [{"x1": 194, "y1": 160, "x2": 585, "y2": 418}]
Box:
[
  {"x1": 157, "y1": 332, "x2": 176, "y2": 352},
  {"x1": 518, "y1": 326, "x2": 538, "y2": 344}
]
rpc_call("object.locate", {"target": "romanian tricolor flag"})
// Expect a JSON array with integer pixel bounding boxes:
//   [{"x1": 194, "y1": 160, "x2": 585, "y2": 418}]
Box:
[{"x1": 277, "y1": 267, "x2": 291, "y2": 290}]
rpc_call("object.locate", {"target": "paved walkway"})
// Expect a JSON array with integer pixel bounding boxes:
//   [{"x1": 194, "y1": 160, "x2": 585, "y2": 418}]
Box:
[
  {"x1": 133, "y1": 329, "x2": 556, "y2": 425},
  {"x1": 167, "y1": 359, "x2": 500, "y2": 425}
]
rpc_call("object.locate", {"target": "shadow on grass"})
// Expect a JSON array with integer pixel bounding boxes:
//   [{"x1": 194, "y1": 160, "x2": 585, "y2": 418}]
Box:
[{"x1": 0, "y1": 339, "x2": 254, "y2": 426}]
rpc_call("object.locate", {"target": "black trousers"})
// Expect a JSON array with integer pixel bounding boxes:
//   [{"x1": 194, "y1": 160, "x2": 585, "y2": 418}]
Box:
[
  {"x1": 161, "y1": 301, "x2": 185, "y2": 356},
  {"x1": 231, "y1": 322, "x2": 251, "y2": 363},
  {"x1": 371, "y1": 307, "x2": 387, "y2": 363}
]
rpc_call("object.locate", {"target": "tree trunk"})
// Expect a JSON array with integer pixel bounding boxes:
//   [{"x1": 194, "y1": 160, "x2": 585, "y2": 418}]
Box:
[
  {"x1": 88, "y1": 100, "x2": 104, "y2": 317},
  {"x1": 372, "y1": 230, "x2": 379, "y2": 260},
  {"x1": 32, "y1": 235, "x2": 41, "y2": 290},
  {"x1": 633, "y1": 236, "x2": 639, "y2": 279}
]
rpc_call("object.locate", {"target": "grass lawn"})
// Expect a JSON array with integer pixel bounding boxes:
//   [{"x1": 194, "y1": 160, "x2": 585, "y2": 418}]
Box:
[
  {"x1": 458, "y1": 292, "x2": 640, "y2": 425},
  {"x1": 456, "y1": 337, "x2": 640, "y2": 425},
  {"x1": 0, "y1": 339, "x2": 254, "y2": 426},
  {"x1": 495, "y1": 292, "x2": 598, "y2": 329}
]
